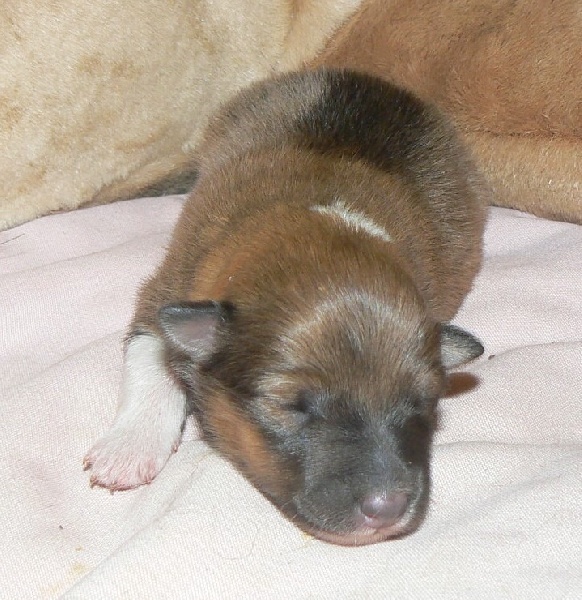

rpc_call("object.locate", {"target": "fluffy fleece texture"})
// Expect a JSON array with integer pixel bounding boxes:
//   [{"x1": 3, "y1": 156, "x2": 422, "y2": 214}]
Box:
[
  {"x1": 0, "y1": 0, "x2": 361, "y2": 230},
  {"x1": 1, "y1": 195, "x2": 580, "y2": 598}
]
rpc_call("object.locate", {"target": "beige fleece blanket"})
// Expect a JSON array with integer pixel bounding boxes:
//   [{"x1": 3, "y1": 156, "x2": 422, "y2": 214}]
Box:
[{"x1": 1, "y1": 196, "x2": 580, "y2": 598}]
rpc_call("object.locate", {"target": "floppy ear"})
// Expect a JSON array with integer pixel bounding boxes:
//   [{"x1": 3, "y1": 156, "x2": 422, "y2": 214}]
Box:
[
  {"x1": 440, "y1": 323, "x2": 484, "y2": 369},
  {"x1": 158, "y1": 301, "x2": 232, "y2": 359}
]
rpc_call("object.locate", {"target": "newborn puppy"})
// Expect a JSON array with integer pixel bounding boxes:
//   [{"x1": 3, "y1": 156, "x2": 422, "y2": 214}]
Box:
[{"x1": 85, "y1": 68, "x2": 487, "y2": 546}]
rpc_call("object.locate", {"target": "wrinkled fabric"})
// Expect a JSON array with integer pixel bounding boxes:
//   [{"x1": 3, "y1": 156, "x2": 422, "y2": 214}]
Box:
[{"x1": 1, "y1": 197, "x2": 580, "y2": 599}]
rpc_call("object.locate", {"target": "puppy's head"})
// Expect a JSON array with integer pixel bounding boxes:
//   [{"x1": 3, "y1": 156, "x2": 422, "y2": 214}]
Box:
[{"x1": 159, "y1": 277, "x2": 482, "y2": 546}]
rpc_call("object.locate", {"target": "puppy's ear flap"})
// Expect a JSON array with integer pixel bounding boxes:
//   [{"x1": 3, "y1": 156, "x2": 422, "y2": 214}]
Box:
[
  {"x1": 440, "y1": 323, "x2": 484, "y2": 369},
  {"x1": 158, "y1": 301, "x2": 233, "y2": 359}
]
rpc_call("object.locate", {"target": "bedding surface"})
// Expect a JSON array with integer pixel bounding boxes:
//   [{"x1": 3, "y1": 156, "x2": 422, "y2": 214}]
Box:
[{"x1": 1, "y1": 196, "x2": 581, "y2": 599}]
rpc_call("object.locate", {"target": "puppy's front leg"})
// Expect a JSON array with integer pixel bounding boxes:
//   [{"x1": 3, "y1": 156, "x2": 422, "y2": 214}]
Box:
[{"x1": 84, "y1": 331, "x2": 186, "y2": 491}]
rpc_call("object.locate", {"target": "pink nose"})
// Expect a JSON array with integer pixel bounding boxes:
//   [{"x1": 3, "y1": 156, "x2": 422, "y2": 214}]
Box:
[{"x1": 360, "y1": 492, "x2": 408, "y2": 529}]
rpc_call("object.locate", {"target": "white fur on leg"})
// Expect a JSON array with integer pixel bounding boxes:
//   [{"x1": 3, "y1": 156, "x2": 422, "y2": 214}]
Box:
[{"x1": 84, "y1": 334, "x2": 187, "y2": 491}]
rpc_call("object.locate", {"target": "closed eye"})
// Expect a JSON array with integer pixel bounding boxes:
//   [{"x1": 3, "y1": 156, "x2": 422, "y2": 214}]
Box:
[
  {"x1": 284, "y1": 389, "x2": 324, "y2": 419},
  {"x1": 287, "y1": 397, "x2": 310, "y2": 414}
]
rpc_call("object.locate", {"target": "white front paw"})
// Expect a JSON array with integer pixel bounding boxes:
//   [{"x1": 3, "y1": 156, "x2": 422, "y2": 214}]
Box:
[
  {"x1": 84, "y1": 427, "x2": 180, "y2": 491},
  {"x1": 86, "y1": 333, "x2": 187, "y2": 491}
]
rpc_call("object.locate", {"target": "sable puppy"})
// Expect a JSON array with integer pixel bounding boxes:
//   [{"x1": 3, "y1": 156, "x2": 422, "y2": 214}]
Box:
[{"x1": 85, "y1": 68, "x2": 487, "y2": 546}]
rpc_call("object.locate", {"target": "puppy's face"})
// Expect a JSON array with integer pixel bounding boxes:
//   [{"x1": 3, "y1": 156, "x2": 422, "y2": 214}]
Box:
[{"x1": 160, "y1": 290, "x2": 482, "y2": 546}]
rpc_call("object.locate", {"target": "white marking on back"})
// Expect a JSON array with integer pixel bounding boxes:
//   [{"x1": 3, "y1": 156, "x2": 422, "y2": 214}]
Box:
[
  {"x1": 84, "y1": 333, "x2": 187, "y2": 490},
  {"x1": 311, "y1": 200, "x2": 392, "y2": 243}
]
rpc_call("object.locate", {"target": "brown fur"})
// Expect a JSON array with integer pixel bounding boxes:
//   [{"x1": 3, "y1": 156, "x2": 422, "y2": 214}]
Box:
[
  {"x1": 127, "y1": 69, "x2": 486, "y2": 544},
  {"x1": 138, "y1": 149, "x2": 480, "y2": 326},
  {"x1": 312, "y1": 0, "x2": 582, "y2": 223},
  {"x1": 202, "y1": 389, "x2": 292, "y2": 500}
]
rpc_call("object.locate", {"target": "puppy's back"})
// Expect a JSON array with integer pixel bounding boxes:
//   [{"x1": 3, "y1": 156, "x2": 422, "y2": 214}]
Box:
[
  {"x1": 185, "y1": 68, "x2": 486, "y2": 320},
  {"x1": 200, "y1": 69, "x2": 466, "y2": 177}
]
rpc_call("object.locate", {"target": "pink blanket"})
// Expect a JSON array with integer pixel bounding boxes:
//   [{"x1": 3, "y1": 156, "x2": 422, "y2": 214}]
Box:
[{"x1": 1, "y1": 197, "x2": 581, "y2": 598}]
